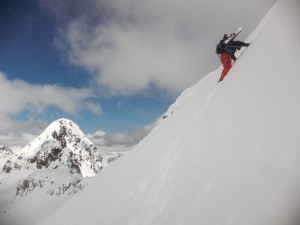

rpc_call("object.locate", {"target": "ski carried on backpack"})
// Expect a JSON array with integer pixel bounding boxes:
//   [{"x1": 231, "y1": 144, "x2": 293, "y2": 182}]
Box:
[
  {"x1": 224, "y1": 27, "x2": 243, "y2": 44},
  {"x1": 216, "y1": 27, "x2": 243, "y2": 55}
]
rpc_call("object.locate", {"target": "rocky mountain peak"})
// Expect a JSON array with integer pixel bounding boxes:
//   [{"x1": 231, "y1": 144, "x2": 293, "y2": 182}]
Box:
[
  {"x1": 0, "y1": 119, "x2": 124, "y2": 202},
  {"x1": 1, "y1": 118, "x2": 103, "y2": 177}
]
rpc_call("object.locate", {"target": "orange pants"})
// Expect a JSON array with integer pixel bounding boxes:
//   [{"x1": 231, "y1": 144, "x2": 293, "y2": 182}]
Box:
[{"x1": 219, "y1": 53, "x2": 232, "y2": 81}]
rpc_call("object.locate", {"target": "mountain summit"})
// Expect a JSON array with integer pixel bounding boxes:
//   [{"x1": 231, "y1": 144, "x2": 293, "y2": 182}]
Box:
[
  {"x1": 1, "y1": 118, "x2": 102, "y2": 177},
  {"x1": 22, "y1": 118, "x2": 102, "y2": 177}
]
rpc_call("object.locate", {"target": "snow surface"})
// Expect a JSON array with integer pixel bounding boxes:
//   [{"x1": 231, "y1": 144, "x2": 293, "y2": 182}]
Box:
[
  {"x1": 5, "y1": 0, "x2": 300, "y2": 224},
  {"x1": 0, "y1": 169, "x2": 76, "y2": 225}
]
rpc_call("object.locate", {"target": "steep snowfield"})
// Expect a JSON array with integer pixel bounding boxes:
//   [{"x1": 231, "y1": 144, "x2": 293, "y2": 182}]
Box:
[{"x1": 37, "y1": 0, "x2": 300, "y2": 224}]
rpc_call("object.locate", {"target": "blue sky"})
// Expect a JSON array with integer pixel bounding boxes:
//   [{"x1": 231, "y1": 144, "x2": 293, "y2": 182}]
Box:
[{"x1": 0, "y1": 0, "x2": 275, "y2": 148}]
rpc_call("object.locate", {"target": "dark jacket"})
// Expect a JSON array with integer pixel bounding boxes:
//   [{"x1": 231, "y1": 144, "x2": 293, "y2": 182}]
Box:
[{"x1": 216, "y1": 39, "x2": 250, "y2": 61}]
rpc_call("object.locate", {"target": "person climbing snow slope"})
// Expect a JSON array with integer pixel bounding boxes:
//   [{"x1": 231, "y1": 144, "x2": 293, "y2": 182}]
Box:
[{"x1": 216, "y1": 33, "x2": 250, "y2": 82}]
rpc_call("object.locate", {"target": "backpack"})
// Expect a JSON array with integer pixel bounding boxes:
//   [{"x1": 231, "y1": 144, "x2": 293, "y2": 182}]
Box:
[{"x1": 216, "y1": 40, "x2": 232, "y2": 55}]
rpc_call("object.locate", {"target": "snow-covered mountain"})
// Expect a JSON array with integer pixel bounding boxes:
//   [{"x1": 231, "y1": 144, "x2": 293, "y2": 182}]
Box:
[
  {"x1": 32, "y1": 0, "x2": 300, "y2": 225},
  {"x1": 0, "y1": 119, "x2": 105, "y2": 209},
  {"x1": 19, "y1": 119, "x2": 102, "y2": 177},
  {"x1": 1, "y1": 118, "x2": 102, "y2": 177},
  {"x1": 0, "y1": 118, "x2": 124, "y2": 225}
]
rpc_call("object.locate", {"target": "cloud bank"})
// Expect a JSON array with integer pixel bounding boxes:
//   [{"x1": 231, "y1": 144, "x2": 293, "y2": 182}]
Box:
[
  {"x1": 0, "y1": 72, "x2": 101, "y2": 116},
  {"x1": 87, "y1": 123, "x2": 155, "y2": 148}
]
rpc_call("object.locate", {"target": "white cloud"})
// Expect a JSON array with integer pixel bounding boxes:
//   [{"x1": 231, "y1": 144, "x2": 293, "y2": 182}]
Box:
[
  {"x1": 84, "y1": 102, "x2": 103, "y2": 115},
  {"x1": 0, "y1": 71, "x2": 101, "y2": 117},
  {"x1": 0, "y1": 117, "x2": 47, "y2": 147},
  {"x1": 88, "y1": 123, "x2": 154, "y2": 148},
  {"x1": 45, "y1": 0, "x2": 276, "y2": 97}
]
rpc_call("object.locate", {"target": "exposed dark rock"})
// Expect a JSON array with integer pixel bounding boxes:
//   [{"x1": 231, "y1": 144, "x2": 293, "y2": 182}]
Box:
[
  {"x1": 2, "y1": 160, "x2": 12, "y2": 173},
  {"x1": 51, "y1": 147, "x2": 62, "y2": 155},
  {"x1": 27, "y1": 157, "x2": 37, "y2": 164},
  {"x1": 16, "y1": 178, "x2": 44, "y2": 197},
  {"x1": 14, "y1": 163, "x2": 21, "y2": 170},
  {"x1": 68, "y1": 152, "x2": 81, "y2": 174},
  {"x1": 60, "y1": 137, "x2": 67, "y2": 148},
  {"x1": 51, "y1": 131, "x2": 58, "y2": 140}
]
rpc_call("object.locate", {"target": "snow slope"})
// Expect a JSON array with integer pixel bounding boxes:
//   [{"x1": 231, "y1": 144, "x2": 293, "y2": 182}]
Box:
[{"x1": 37, "y1": 0, "x2": 300, "y2": 224}]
